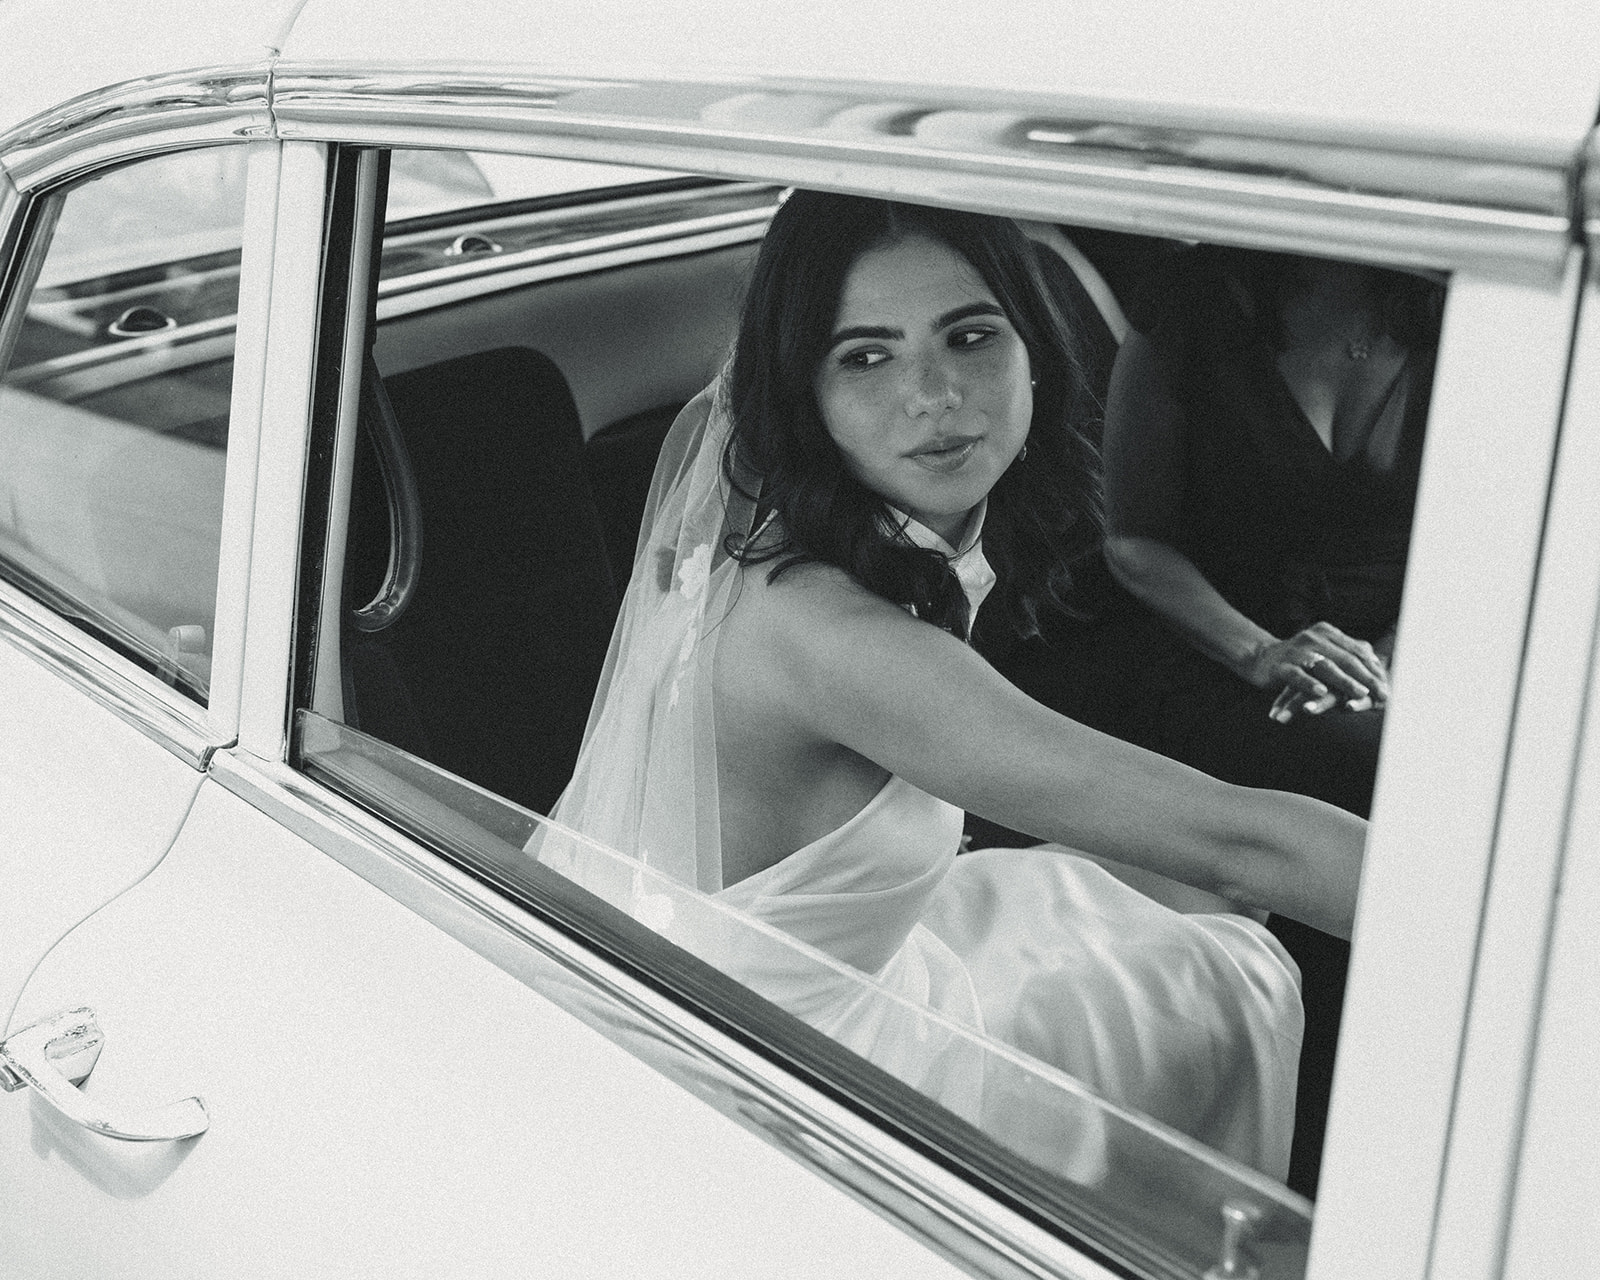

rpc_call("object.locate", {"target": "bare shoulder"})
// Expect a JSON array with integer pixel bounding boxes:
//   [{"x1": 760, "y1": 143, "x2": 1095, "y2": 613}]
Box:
[
  {"x1": 717, "y1": 557, "x2": 926, "y2": 693},
  {"x1": 727, "y1": 556, "x2": 894, "y2": 630}
]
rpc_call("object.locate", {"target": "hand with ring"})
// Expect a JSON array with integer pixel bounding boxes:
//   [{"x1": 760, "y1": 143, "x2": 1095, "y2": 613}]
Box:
[{"x1": 1241, "y1": 621, "x2": 1392, "y2": 724}]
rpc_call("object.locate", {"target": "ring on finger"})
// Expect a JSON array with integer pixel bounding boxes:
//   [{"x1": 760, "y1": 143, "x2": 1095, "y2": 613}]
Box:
[{"x1": 1300, "y1": 654, "x2": 1325, "y2": 671}]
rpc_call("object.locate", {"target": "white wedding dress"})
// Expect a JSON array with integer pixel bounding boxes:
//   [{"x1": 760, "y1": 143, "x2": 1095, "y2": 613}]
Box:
[
  {"x1": 716, "y1": 771, "x2": 1303, "y2": 1177},
  {"x1": 543, "y1": 383, "x2": 1304, "y2": 1182}
]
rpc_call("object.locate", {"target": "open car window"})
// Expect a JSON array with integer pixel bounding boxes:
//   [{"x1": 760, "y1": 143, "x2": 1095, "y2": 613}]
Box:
[{"x1": 293, "y1": 147, "x2": 1446, "y2": 1280}]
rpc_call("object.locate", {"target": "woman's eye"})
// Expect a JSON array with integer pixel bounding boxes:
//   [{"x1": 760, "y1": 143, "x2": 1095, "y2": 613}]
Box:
[
  {"x1": 950, "y1": 326, "x2": 997, "y2": 348},
  {"x1": 839, "y1": 348, "x2": 889, "y2": 369}
]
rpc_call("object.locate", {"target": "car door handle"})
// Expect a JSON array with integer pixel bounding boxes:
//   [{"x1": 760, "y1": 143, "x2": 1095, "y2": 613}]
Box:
[{"x1": 0, "y1": 1007, "x2": 209, "y2": 1141}]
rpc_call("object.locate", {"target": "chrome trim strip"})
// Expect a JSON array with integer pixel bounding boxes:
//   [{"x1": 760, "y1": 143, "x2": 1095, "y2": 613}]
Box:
[
  {"x1": 0, "y1": 167, "x2": 25, "y2": 373},
  {"x1": 0, "y1": 66, "x2": 271, "y2": 190},
  {"x1": 209, "y1": 748, "x2": 1119, "y2": 1280},
  {"x1": 271, "y1": 66, "x2": 1576, "y2": 281},
  {"x1": 382, "y1": 178, "x2": 775, "y2": 242},
  {"x1": 5, "y1": 317, "x2": 238, "y2": 388},
  {"x1": 376, "y1": 217, "x2": 767, "y2": 321},
  {"x1": 0, "y1": 166, "x2": 20, "y2": 277},
  {"x1": 0, "y1": 580, "x2": 221, "y2": 770},
  {"x1": 1582, "y1": 128, "x2": 1600, "y2": 274},
  {"x1": 378, "y1": 203, "x2": 772, "y2": 301}
]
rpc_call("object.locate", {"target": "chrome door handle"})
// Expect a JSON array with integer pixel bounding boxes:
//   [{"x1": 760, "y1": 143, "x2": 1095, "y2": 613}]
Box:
[{"x1": 0, "y1": 1007, "x2": 209, "y2": 1141}]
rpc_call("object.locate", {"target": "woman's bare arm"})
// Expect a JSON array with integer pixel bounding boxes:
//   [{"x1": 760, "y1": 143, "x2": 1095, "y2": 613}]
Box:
[{"x1": 729, "y1": 565, "x2": 1366, "y2": 939}]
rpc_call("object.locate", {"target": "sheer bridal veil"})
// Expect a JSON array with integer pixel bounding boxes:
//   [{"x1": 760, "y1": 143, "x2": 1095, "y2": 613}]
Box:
[{"x1": 544, "y1": 374, "x2": 748, "y2": 895}]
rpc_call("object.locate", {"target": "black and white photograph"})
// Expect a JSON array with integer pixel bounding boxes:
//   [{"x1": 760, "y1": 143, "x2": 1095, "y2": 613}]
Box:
[{"x1": 0, "y1": 1, "x2": 1595, "y2": 1276}]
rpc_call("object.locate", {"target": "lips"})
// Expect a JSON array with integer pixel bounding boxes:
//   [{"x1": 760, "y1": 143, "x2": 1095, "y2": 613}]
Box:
[{"x1": 908, "y1": 435, "x2": 981, "y2": 473}]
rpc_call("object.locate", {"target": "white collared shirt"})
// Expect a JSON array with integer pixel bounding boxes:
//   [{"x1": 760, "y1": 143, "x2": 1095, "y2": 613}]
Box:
[{"x1": 887, "y1": 500, "x2": 997, "y2": 634}]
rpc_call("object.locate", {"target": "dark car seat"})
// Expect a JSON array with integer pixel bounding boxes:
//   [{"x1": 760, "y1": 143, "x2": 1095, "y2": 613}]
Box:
[
  {"x1": 582, "y1": 401, "x2": 683, "y2": 588},
  {"x1": 343, "y1": 345, "x2": 620, "y2": 815}
]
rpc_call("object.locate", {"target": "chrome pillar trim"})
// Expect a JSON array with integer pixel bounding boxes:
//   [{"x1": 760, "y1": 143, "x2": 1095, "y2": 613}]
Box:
[
  {"x1": 0, "y1": 582, "x2": 221, "y2": 771},
  {"x1": 0, "y1": 165, "x2": 19, "y2": 275},
  {"x1": 0, "y1": 167, "x2": 21, "y2": 355},
  {"x1": 1582, "y1": 128, "x2": 1600, "y2": 274},
  {"x1": 0, "y1": 65, "x2": 271, "y2": 190},
  {"x1": 209, "y1": 749, "x2": 1116, "y2": 1280},
  {"x1": 271, "y1": 65, "x2": 1575, "y2": 281}
]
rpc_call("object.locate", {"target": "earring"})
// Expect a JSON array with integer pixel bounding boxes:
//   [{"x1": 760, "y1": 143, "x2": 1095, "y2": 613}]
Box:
[{"x1": 1018, "y1": 442, "x2": 1029, "y2": 462}]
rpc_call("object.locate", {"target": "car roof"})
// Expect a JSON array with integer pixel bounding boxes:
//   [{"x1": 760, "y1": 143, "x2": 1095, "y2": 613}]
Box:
[
  {"x1": 1, "y1": 0, "x2": 1598, "y2": 158},
  {"x1": 0, "y1": 0, "x2": 298, "y2": 139},
  {"x1": 279, "y1": 0, "x2": 1600, "y2": 157}
]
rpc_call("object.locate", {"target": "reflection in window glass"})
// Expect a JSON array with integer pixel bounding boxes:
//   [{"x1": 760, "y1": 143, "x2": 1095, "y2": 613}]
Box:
[
  {"x1": 0, "y1": 147, "x2": 246, "y2": 701},
  {"x1": 385, "y1": 148, "x2": 685, "y2": 222}
]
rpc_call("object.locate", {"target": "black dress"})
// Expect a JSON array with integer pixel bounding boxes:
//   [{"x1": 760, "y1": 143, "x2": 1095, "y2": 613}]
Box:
[
  {"x1": 976, "y1": 246, "x2": 1439, "y2": 1196},
  {"x1": 1101, "y1": 247, "x2": 1435, "y2": 813}
]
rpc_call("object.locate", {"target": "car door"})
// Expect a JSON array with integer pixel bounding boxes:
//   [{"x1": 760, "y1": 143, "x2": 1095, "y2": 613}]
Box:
[
  {"x1": 1450, "y1": 199, "x2": 1600, "y2": 1280},
  {"x1": 0, "y1": 138, "x2": 1001, "y2": 1280},
  {"x1": 0, "y1": 137, "x2": 271, "y2": 1017}
]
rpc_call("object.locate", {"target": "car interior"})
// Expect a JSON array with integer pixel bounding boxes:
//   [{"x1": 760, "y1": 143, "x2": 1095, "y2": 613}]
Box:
[{"x1": 336, "y1": 154, "x2": 1134, "y2": 796}]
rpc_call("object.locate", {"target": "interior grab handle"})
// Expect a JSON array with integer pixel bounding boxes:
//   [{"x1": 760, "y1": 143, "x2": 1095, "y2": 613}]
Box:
[{"x1": 0, "y1": 1007, "x2": 209, "y2": 1142}]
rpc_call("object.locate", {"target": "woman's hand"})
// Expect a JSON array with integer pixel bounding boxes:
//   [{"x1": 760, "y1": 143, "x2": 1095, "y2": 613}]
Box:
[{"x1": 1243, "y1": 621, "x2": 1390, "y2": 723}]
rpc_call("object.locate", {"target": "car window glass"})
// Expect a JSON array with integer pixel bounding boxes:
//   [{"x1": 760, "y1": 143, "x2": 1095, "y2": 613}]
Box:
[
  {"x1": 299, "y1": 148, "x2": 1447, "y2": 1277},
  {"x1": 0, "y1": 147, "x2": 247, "y2": 702},
  {"x1": 385, "y1": 149, "x2": 686, "y2": 221},
  {"x1": 377, "y1": 150, "x2": 778, "y2": 301}
]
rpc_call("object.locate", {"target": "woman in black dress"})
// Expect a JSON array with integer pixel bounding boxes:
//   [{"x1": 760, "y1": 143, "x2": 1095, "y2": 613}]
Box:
[
  {"x1": 1098, "y1": 246, "x2": 1443, "y2": 1194},
  {"x1": 977, "y1": 243, "x2": 1442, "y2": 1194}
]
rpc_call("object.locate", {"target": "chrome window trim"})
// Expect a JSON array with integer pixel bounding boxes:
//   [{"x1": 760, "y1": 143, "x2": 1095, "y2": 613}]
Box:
[
  {"x1": 376, "y1": 211, "x2": 770, "y2": 321},
  {"x1": 7, "y1": 321, "x2": 236, "y2": 393},
  {"x1": 210, "y1": 747, "x2": 1120, "y2": 1280},
  {"x1": 1583, "y1": 128, "x2": 1600, "y2": 274},
  {"x1": 0, "y1": 67, "x2": 272, "y2": 191},
  {"x1": 0, "y1": 63, "x2": 1579, "y2": 278},
  {"x1": 381, "y1": 177, "x2": 773, "y2": 246},
  {"x1": 271, "y1": 65, "x2": 1576, "y2": 284},
  {"x1": 0, "y1": 165, "x2": 19, "y2": 284},
  {"x1": 0, "y1": 578, "x2": 223, "y2": 770},
  {"x1": 379, "y1": 201, "x2": 772, "y2": 300}
]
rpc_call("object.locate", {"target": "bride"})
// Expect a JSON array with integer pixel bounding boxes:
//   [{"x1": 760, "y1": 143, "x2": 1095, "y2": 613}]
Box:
[{"x1": 544, "y1": 191, "x2": 1367, "y2": 1179}]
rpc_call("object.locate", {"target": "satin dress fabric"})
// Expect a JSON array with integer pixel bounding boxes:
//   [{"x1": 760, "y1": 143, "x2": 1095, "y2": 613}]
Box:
[{"x1": 716, "y1": 768, "x2": 1304, "y2": 1178}]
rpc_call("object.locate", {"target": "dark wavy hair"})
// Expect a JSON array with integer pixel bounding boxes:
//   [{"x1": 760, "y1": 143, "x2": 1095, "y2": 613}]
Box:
[{"x1": 722, "y1": 191, "x2": 1103, "y2": 640}]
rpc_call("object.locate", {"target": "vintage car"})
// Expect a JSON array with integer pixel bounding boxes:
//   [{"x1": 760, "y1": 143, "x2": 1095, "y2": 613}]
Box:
[{"x1": 1, "y1": 1, "x2": 1597, "y2": 1277}]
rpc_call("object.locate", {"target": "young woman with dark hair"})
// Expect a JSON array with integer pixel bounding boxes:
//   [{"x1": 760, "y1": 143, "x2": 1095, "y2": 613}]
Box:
[
  {"x1": 552, "y1": 191, "x2": 1367, "y2": 1178},
  {"x1": 723, "y1": 193, "x2": 1102, "y2": 642}
]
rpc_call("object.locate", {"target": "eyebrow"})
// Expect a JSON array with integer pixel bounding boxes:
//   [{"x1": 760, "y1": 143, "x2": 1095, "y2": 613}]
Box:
[{"x1": 827, "y1": 301, "x2": 1007, "y2": 350}]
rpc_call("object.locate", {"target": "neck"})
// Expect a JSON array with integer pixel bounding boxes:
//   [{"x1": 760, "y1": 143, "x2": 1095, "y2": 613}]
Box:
[{"x1": 924, "y1": 511, "x2": 972, "y2": 548}]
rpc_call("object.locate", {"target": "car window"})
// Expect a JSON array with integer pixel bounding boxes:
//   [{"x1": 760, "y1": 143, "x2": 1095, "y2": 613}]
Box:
[
  {"x1": 0, "y1": 147, "x2": 248, "y2": 702},
  {"x1": 294, "y1": 147, "x2": 1447, "y2": 1279},
  {"x1": 385, "y1": 148, "x2": 691, "y2": 222}
]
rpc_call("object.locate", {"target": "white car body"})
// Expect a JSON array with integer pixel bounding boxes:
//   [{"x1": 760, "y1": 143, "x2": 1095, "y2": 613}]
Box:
[{"x1": 1, "y1": 2, "x2": 1597, "y2": 1278}]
